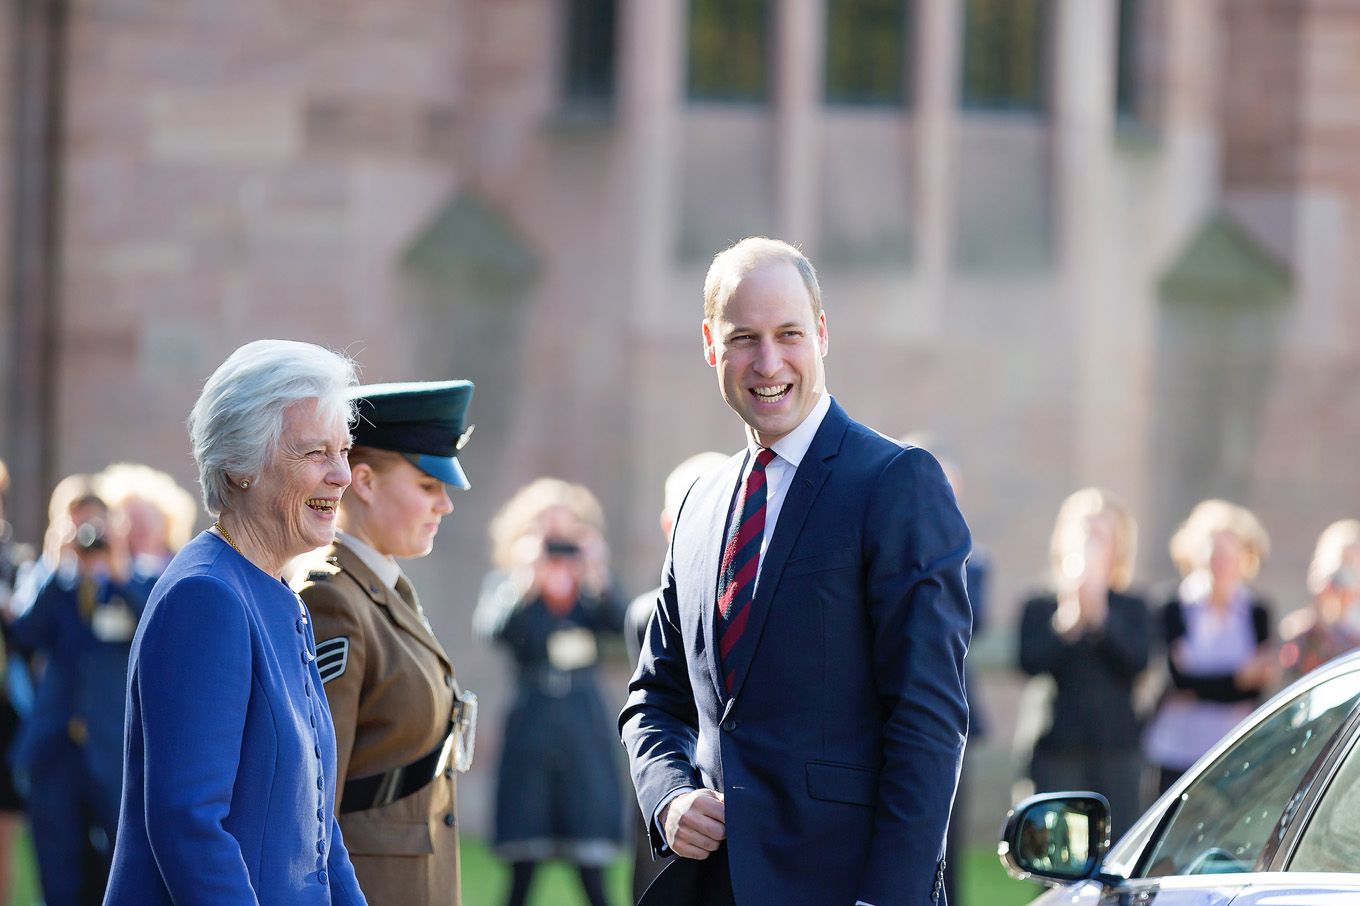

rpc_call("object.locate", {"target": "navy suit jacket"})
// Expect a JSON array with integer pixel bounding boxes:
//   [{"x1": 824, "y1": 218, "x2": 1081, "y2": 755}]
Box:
[{"x1": 620, "y1": 400, "x2": 972, "y2": 906}]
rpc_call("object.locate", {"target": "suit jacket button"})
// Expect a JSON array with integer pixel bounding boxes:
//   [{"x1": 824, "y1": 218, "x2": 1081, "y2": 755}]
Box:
[
  {"x1": 444, "y1": 813, "x2": 456, "y2": 827},
  {"x1": 721, "y1": 718, "x2": 738, "y2": 732}
]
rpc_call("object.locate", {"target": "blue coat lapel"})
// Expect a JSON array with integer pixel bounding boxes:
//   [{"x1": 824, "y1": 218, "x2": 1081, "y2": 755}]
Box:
[{"x1": 726, "y1": 399, "x2": 850, "y2": 700}]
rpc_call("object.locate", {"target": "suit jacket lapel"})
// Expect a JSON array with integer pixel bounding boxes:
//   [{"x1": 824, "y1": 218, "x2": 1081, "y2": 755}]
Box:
[
  {"x1": 726, "y1": 400, "x2": 849, "y2": 700},
  {"x1": 333, "y1": 543, "x2": 453, "y2": 672},
  {"x1": 697, "y1": 452, "x2": 747, "y2": 705}
]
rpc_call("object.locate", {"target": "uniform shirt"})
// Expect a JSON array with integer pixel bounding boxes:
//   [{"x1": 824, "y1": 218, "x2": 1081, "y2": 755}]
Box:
[{"x1": 336, "y1": 531, "x2": 401, "y2": 592}]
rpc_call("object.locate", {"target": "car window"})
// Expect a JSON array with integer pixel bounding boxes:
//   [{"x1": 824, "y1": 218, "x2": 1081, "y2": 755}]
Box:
[
  {"x1": 1291, "y1": 719, "x2": 1360, "y2": 872},
  {"x1": 1140, "y1": 670, "x2": 1360, "y2": 878}
]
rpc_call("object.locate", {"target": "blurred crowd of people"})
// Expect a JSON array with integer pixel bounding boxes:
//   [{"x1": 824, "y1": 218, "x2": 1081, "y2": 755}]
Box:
[
  {"x1": 2, "y1": 439, "x2": 1359, "y2": 905},
  {"x1": 0, "y1": 460, "x2": 196, "y2": 904},
  {"x1": 1013, "y1": 490, "x2": 1360, "y2": 843}
]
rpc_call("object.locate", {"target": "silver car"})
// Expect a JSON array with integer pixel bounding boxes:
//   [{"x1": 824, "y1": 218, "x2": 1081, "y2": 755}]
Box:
[{"x1": 1000, "y1": 649, "x2": 1360, "y2": 905}]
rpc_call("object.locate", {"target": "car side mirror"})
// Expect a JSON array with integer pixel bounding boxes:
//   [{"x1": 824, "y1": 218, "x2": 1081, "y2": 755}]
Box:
[{"x1": 999, "y1": 792, "x2": 1110, "y2": 886}]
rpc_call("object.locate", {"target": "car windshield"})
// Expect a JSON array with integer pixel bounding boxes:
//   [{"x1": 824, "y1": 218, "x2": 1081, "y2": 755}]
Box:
[
  {"x1": 1291, "y1": 714, "x2": 1360, "y2": 872},
  {"x1": 1139, "y1": 669, "x2": 1360, "y2": 878}
]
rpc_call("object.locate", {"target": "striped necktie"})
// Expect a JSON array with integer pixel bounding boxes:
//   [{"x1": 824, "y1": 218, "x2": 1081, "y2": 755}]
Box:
[{"x1": 716, "y1": 447, "x2": 776, "y2": 692}]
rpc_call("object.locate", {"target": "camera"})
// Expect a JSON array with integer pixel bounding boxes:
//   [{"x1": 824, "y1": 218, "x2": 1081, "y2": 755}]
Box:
[
  {"x1": 74, "y1": 520, "x2": 109, "y2": 553},
  {"x1": 543, "y1": 538, "x2": 581, "y2": 559}
]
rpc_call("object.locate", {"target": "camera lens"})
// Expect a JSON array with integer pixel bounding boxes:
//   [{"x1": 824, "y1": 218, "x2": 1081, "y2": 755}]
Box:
[
  {"x1": 75, "y1": 522, "x2": 108, "y2": 551},
  {"x1": 544, "y1": 539, "x2": 581, "y2": 558}
]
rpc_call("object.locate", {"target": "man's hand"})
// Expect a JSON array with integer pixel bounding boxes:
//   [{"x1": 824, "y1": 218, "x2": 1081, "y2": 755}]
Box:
[{"x1": 660, "y1": 789, "x2": 726, "y2": 860}]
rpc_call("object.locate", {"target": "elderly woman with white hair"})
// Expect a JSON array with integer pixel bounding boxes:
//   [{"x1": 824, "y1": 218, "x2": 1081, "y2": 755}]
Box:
[{"x1": 105, "y1": 340, "x2": 368, "y2": 905}]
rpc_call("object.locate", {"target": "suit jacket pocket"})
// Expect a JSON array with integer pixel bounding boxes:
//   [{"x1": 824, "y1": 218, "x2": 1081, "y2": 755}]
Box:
[
  {"x1": 783, "y1": 546, "x2": 858, "y2": 579},
  {"x1": 339, "y1": 815, "x2": 434, "y2": 856},
  {"x1": 806, "y1": 761, "x2": 879, "y2": 807}
]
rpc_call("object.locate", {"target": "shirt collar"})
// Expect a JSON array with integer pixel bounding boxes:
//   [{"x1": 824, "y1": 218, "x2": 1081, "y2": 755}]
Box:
[
  {"x1": 747, "y1": 390, "x2": 831, "y2": 470},
  {"x1": 337, "y1": 531, "x2": 402, "y2": 590}
]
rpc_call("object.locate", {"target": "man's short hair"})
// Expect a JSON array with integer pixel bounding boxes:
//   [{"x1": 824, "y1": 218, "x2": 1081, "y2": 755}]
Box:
[{"x1": 703, "y1": 237, "x2": 823, "y2": 322}]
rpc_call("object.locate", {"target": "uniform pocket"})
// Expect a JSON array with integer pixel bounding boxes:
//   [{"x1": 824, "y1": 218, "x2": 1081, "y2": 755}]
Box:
[
  {"x1": 339, "y1": 816, "x2": 434, "y2": 856},
  {"x1": 805, "y1": 761, "x2": 879, "y2": 806}
]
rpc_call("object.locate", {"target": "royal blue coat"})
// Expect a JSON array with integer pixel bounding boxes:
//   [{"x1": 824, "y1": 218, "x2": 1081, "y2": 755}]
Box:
[
  {"x1": 104, "y1": 532, "x2": 367, "y2": 905},
  {"x1": 621, "y1": 400, "x2": 972, "y2": 906}
]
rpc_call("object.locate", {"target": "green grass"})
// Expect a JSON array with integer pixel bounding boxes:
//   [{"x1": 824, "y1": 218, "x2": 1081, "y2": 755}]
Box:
[
  {"x1": 960, "y1": 842, "x2": 1040, "y2": 906},
  {"x1": 3, "y1": 829, "x2": 1041, "y2": 906},
  {"x1": 456, "y1": 836, "x2": 1042, "y2": 906},
  {"x1": 8, "y1": 828, "x2": 39, "y2": 906}
]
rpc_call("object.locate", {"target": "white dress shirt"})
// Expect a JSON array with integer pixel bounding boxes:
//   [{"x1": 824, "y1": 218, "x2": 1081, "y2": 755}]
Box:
[{"x1": 744, "y1": 389, "x2": 831, "y2": 593}]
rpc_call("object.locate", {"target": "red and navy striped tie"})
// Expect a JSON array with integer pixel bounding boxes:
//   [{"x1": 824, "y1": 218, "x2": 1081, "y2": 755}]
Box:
[{"x1": 716, "y1": 447, "x2": 776, "y2": 692}]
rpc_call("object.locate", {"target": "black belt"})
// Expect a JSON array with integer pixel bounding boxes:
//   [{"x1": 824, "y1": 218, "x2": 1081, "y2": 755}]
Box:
[{"x1": 339, "y1": 723, "x2": 452, "y2": 814}]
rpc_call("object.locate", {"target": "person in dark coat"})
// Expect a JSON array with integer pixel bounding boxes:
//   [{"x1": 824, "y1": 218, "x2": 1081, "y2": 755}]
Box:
[
  {"x1": 475, "y1": 478, "x2": 625, "y2": 906},
  {"x1": 1018, "y1": 488, "x2": 1150, "y2": 841},
  {"x1": 9, "y1": 479, "x2": 151, "y2": 906},
  {"x1": 620, "y1": 238, "x2": 971, "y2": 906}
]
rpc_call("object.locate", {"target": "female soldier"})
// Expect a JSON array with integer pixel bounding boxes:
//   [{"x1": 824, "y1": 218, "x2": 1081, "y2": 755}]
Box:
[{"x1": 293, "y1": 380, "x2": 477, "y2": 905}]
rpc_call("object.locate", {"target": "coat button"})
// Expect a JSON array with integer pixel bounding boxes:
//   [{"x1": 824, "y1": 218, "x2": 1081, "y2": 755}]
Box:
[
  {"x1": 721, "y1": 718, "x2": 738, "y2": 732},
  {"x1": 316, "y1": 777, "x2": 324, "y2": 790},
  {"x1": 317, "y1": 808, "x2": 324, "y2": 821},
  {"x1": 443, "y1": 813, "x2": 456, "y2": 827},
  {"x1": 296, "y1": 618, "x2": 306, "y2": 634},
  {"x1": 318, "y1": 869, "x2": 328, "y2": 885},
  {"x1": 316, "y1": 840, "x2": 325, "y2": 854}
]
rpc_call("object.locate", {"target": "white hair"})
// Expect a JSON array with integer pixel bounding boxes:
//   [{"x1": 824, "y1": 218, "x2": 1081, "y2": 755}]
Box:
[
  {"x1": 663, "y1": 451, "x2": 729, "y2": 519},
  {"x1": 189, "y1": 339, "x2": 358, "y2": 516}
]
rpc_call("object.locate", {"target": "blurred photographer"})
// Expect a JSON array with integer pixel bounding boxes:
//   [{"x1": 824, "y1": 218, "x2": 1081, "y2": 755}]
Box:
[
  {"x1": 1279, "y1": 519, "x2": 1360, "y2": 684},
  {"x1": 474, "y1": 478, "x2": 626, "y2": 906},
  {"x1": 9, "y1": 475, "x2": 151, "y2": 906}
]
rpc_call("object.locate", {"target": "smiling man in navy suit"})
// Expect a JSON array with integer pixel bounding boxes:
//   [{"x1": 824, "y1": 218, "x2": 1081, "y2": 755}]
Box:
[{"x1": 620, "y1": 237, "x2": 972, "y2": 906}]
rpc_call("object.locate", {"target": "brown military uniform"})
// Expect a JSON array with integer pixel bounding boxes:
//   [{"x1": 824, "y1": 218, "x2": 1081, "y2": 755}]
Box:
[{"x1": 293, "y1": 540, "x2": 461, "y2": 906}]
